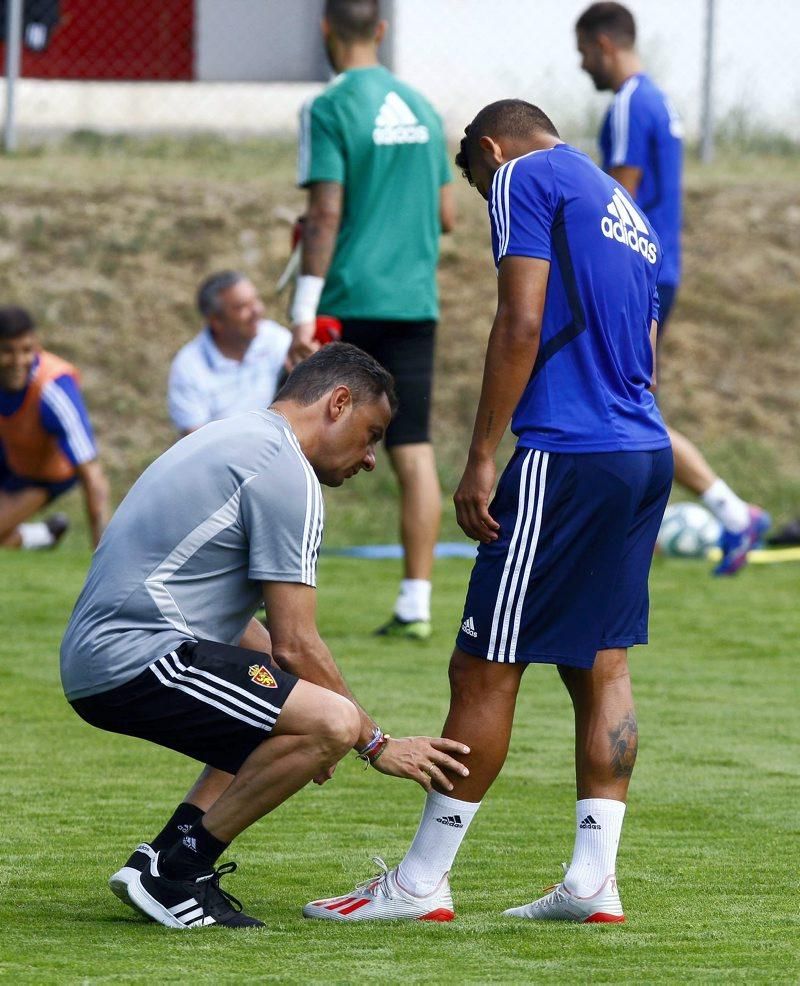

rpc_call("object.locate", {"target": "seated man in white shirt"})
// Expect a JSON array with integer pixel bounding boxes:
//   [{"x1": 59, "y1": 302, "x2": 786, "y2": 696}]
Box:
[{"x1": 168, "y1": 271, "x2": 292, "y2": 436}]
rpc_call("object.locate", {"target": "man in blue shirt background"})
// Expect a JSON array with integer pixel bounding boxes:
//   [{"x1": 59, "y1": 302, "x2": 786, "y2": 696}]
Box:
[
  {"x1": 304, "y1": 100, "x2": 672, "y2": 925},
  {"x1": 576, "y1": 1, "x2": 770, "y2": 575}
]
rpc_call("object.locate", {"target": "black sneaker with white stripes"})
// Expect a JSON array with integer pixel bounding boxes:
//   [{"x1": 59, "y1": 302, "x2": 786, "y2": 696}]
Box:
[
  {"x1": 109, "y1": 843, "x2": 157, "y2": 912},
  {"x1": 128, "y1": 854, "x2": 264, "y2": 929}
]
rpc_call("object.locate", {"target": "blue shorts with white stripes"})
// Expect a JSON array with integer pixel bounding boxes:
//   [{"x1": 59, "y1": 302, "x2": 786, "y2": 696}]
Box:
[
  {"x1": 70, "y1": 639, "x2": 298, "y2": 774},
  {"x1": 456, "y1": 446, "x2": 673, "y2": 669}
]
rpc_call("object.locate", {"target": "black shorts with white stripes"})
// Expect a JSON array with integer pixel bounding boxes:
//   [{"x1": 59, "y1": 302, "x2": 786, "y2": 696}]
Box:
[{"x1": 70, "y1": 639, "x2": 299, "y2": 774}]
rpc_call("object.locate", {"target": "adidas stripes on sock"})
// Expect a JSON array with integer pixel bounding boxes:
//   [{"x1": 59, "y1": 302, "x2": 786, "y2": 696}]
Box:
[
  {"x1": 159, "y1": 821, "x2": 229, "y2": 880},
  {"x1": 701, "y1": 478, "x2": 750, "y2": 533},
  {"x1": 150, "y1": 801, "x2": 205, "y2": 854},
  {"x1": 564, "y1": 798, "x2": 626, "y2": 897},
  {"x1": 394, "y1": 579, "x2": 432, "y2": 623},
  {"x1": 397, "y1": 791, "x2": 480, "y2": 896}
]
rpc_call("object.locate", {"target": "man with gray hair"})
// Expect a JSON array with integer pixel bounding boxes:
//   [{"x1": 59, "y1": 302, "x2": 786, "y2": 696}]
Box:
[{"x1": 167, "y1": 271, "x2": 291, "y2": 436}]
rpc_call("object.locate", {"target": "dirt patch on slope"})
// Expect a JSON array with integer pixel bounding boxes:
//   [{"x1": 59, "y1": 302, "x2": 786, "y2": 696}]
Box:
[{"x1": 0, "y1": 145, "x2": 798, "y2": 526}]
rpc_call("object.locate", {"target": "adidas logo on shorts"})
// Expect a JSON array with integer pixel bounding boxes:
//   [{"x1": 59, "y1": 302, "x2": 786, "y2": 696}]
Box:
[
  {"x1": 461, "y1": 616, "x2": 478, "y2": 638},
  {"x1": 435, "y1": 814, "x2": 463, "y2": 828},
  {"x1": 579, "y1": 814, "x2": 601, "y2": 830},
  {"x1": 373, "y1": 92, "x2": 430, "y2": 146}
]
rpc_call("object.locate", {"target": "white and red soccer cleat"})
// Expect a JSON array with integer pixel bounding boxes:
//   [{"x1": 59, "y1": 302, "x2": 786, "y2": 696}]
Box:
[
  {"x1": 503, "y1": 873, "x2": 625, "y2": 923},
  {"x1": 303, "y1": 857, "x2": 454, "y2": 922}
]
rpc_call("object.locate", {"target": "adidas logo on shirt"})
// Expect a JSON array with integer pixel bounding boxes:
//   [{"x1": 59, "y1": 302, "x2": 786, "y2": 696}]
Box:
[
  {"x1": 601, "y1": 188, "x2": 658, "y2": 265},
  {"x1": 461, "y1": 616, "x2": 478, "y2": 638},
  {"x1": 435, "y1": 814, "x2": 464, "y2": 828},
  {"x1": 373, "y1": 91, "x2": 430, "y2": 146},
  {"x1": 579, "y1": 814, "x2": 601, "y2": 830}
]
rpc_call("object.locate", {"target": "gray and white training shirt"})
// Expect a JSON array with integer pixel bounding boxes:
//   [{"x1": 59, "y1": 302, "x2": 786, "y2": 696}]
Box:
[{"x1": 60, "y1": 409, "x2": 323, "y2": 700}]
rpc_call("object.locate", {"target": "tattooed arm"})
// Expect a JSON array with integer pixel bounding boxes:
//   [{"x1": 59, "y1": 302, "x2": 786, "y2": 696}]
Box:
[
  {"x1": 454, "y1": 255, "x2": 549, "y2": 542},
  {"x1": 288, "y1": 181, "x2": 343, "y2": 367}
]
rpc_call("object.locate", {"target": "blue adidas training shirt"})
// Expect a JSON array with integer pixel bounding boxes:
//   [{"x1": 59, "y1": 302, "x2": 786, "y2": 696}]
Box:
[
  {"x1": 600, "y1": 73, "x2": 683, "y2": 287},
  {"x1": 489, "y1": 143, "x2": 670, "y2": 454}
]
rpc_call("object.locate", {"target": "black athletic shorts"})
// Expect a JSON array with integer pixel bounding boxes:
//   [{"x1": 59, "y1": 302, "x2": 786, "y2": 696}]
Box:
[
  {"x1": 340, "y1": 319, "x2": 436, "y2": 447},
  {"x1": 70, "y1": 639, "x2": 299, "y2": 774}
]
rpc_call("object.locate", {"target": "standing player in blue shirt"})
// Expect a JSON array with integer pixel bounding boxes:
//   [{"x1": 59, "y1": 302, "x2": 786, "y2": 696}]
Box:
[
  {"x1": 576, "y1": 1, "x2": 770, "y2": 575},
  {"x1": 304, "y1": 101, "x2": 672, "y2": 924}
]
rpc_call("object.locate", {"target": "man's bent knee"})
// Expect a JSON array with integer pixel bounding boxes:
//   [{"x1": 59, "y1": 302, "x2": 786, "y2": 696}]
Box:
[
  {"x1": 274, "y1": 680, "x2": 360, "y2": 755},
  {"x1": 322, "y1": 693, "x2": 361, "y2": 754}
]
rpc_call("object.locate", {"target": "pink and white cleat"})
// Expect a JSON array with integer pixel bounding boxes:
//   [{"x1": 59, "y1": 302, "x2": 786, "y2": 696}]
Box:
[
  {"x1": 503, "y1": 873, "x2": 625, "y2": 923},
  {"x1": 303, "y1": 857, "x2": 455, "y2": 922}
]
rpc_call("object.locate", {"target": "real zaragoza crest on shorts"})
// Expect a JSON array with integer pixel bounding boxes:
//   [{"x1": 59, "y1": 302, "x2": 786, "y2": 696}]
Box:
[{"x1": 248, "y1": 664, "x2": 278, "y2": 688}]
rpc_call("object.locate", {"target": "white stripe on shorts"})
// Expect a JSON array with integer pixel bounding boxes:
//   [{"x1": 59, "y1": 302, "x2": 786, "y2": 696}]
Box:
[
  {"x1": 507, "y1": 452, "x2": 549, "y2": 663},
  {"x1": 169, "y1": 650, "x2": 282, "y2": 715},
  {"x1": 148, "y1": 653, "x2": 276, "y2": 731},
  {"x1": 486, "y1": 450, "x2": 549, "y2": 663}
]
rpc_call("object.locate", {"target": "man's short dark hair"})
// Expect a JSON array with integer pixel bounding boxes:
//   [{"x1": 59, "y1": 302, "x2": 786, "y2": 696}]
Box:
[
  {"x1": 455, "y1": 100, "x2": 560, "y2": 187},
  {"x1": 196, "y1": 270, "x2": 245, "y2": 320},
  {"x1": 324, "y1": 0, "x2": 380, "y2": 42},
  {"x1": 275, "y1": 342, "x2": 397, "y2": 414},
  {"x1": 0, "y1": 306, "x2": 35, "y2": 340},
  {"x1": 575, "y1": 2, "x2": 636, "y2": 46}
]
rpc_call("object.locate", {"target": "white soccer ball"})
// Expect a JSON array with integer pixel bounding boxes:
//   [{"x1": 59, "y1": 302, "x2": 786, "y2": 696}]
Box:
[{"x1": 657, "y1": 502, "x2": 722, "y2": 558}]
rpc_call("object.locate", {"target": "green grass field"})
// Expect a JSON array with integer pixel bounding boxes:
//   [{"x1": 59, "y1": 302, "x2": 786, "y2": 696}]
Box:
[{"x1": 1, "y1": 542, "x2": 798, "y2": 983}]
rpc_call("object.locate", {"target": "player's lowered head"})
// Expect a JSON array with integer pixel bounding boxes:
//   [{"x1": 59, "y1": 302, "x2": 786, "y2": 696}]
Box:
[
  {"x1": 455, "y1": 100, "x2": 562, "y2": 200},
  {"x1": 0, "y1": 305, "x2": 39, "y2": 393},
  {"x1": 270, "y1": 342, "x2": 396, "y2": 487},
  {"x1": 575, "y1": 2, "x2": 642, "y2": 93},
  {"x1": 321, "y1": 0, "x2": 387, "y2": 73}
]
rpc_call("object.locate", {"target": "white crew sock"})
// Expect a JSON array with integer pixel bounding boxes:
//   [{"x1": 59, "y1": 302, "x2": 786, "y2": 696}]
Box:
[
  {"x1": 396, "y1": 791, "x2": 480, "y2": 896},
  {"x1": 701, "y1": 478, "x2": 750, "y2": 533},
  {"x1": 563, "y1": 798, "x2": 626, "y2": 897},
  {"x1": 19, "y1": 522, "x2": 55, "y2": 550},
  {"x1": 394, "y1": 578, "x2": 432, "y2": 623}
]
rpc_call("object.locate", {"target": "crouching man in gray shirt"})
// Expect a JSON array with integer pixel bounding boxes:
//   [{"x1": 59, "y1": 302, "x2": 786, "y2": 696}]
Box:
[{"x1": 61, "y1": 343, "x2": 469, "y2": 930}]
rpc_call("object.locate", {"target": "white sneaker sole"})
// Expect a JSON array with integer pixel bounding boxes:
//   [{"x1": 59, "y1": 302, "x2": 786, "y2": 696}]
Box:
[
  {"x1": 109, "y1": 866, "x2": 144, "y2": 911},
  {"x1": 126, "y1": 873, "x2": 192, "y2": 929}
]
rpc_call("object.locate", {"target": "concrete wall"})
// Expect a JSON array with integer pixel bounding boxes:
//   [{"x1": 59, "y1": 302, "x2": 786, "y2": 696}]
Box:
[
  {"x1": 194, "y1": 0, "x2": 394, "y2": 82},
  {"x1": 5, "y1": 0, "x2": 798, "y2": 139},
  {"x1": 195, "y1": 0, "x2": 328, "y2": 82}
]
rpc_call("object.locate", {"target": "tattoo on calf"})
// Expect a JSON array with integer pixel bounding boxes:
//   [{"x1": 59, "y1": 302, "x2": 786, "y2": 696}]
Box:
[{"x1": 609, "y1": 712, "x2": 638, "y2": 779}]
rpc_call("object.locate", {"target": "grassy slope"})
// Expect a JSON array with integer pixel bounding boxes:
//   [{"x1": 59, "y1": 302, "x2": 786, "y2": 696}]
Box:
[
  {"x1": 0, "y1": 137, "x2": 799, "y2": 544},
  {"x1": 1, "y1": 545, "x2": 798, "y2": 983}
]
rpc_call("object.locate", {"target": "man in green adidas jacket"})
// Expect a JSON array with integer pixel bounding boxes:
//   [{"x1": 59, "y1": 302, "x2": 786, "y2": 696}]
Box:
[{"x1": 291, "y1": 0, "x2": 455, "y2": 639}]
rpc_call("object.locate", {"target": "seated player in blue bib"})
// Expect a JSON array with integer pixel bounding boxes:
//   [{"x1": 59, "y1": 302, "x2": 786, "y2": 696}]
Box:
[{"x1": 0, "y1": 306, "x2": 109, "y2": 550}]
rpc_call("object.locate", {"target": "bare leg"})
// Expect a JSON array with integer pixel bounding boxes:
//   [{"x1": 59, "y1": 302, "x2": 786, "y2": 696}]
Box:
[
  {"x1": 0, "y1": 487, "x2": 49, "y2": 548},
  {"x1": 394, "y1": 648, "x2": 525, "y2": 895},
  {"x1": 182, "y1": 765, "x2": 234, "y2": 811},
  {"x1": 202, "y1": 680, "x2": 360, "y2": 842},
  {"x1": 558, "y1": 648, "x2": 637, "y2": 802},
  {"x1": 388, "y1": 443, "x2": 441, "y2": 581},
  {"x1": 668, "y1": 426, "x2": 716, "y2": 497},
  {"x1": 435, "y1": 647, "x2": 526, "y2": 801}
]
